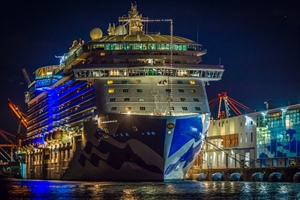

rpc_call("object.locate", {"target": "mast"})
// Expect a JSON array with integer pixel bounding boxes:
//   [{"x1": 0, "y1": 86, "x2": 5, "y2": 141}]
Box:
[{"x1": 118, "y1": 4, "x2": 174, "y2": 114}]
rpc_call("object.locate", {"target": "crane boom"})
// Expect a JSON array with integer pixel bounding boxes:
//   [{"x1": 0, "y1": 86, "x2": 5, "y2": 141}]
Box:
[
  {"x1": 8, "y1": 98, "x2": 28, "y2": 128},
  {"x1": 21, "y1": 68, "x2": 32, "y2": 86}
]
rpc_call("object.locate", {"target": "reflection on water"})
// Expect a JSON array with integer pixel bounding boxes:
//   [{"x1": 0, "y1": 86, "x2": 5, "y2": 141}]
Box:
[{"x1": 0, "y1": 179, "x2": 299, "y2": 199}]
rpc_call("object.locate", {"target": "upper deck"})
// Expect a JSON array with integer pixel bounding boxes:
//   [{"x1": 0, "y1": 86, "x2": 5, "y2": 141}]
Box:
[{"x1": 27, "y1": 3, "x2": 224, "y2": 102}]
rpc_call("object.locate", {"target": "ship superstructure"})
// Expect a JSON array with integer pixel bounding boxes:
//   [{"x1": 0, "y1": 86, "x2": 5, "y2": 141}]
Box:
[{"x1": 20, "y1": 4, "x2": 224, "y2": 181}]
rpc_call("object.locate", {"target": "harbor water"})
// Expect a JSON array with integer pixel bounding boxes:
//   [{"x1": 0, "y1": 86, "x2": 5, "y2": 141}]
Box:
[{"x1": 1, "y1": 179, "x2": 299, "y2": 199}]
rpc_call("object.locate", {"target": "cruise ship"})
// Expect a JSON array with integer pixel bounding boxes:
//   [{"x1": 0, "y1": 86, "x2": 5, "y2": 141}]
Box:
[{"x1": 19, "y1": 4, "x2": 224, "y2": 181}]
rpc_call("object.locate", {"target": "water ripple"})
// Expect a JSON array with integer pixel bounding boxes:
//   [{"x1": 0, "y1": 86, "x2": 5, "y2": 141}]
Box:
[{"x1": 0, "y1": 179, "x2": 299, "y2": 200}]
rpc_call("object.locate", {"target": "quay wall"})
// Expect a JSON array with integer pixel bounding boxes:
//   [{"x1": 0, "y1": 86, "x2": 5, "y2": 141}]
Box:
[{"x1": 188, "y1": 167, "x2": 300, "y2": 182}]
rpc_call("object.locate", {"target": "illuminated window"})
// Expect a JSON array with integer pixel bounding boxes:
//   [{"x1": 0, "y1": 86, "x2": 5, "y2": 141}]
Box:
[
  {"x1": 110, "y1": 98, "x2": 116, "y2": 102},
  {"x1": 121, "y1": 80, "x2": 127, "y2": 84},
  {"x1": 126, "y1": 107, "x2": 131, "y2": 111},
  {"x1": 140, "y1": 107, "x2": 145, "y2": 110},
  {"x1": 108, "y1": 88, "x2": 114, "y2": 93},
  {"x1": 137, "y1": 89, "x2": 142, "y2": 92},
  {"x1": 135, "y1": 80, "x2": 141, "y2": 84},
  {"x1": 190, "y1": 80, "x2": 196, "y2": 84},
  {"x1": 179, "y1": 89, "x2": 184, "y2": 93},
  {"x1": 123, "y1": 89, "x2": 129, "y2": 92},
  {"x1": 111, "y1": 107, "x2": 117, "y2": 111},
  {"x1": 165, "y1": 89, "x2": 171, "y2": 92},
  {"x1": 195, "y1": 107, "x2": 201, "y2": 111},
  {"x1": 124, "y1": 98, "x2": 130, "y2": 101},
  {"x1": 193, "y1": 98, "x2": 199, "y2": 102},
  {"x1": 138, "y1": 98, "x2": 144, "y2": 102},
  {"x1": 182, "y1": 107, "x2": 188, "y2": 111},
  {"x1": 177, "y1": 80, "x2": 183, "y2": 84},
  {"x1": 191, "y1": 89, "x2": 197, "y2": 93},
  {"x1": 180, "y1": 98, "x2": 186, "y2": 102},
  {"x1": 110, "y1": 70, "x2": 119, "y2": 76},
  {"x1": 107, "y1": 80, "x2": 113, "y2": 84},
  {"x1": 100, "y1": 52, "x2": 105, "y2": 56}
]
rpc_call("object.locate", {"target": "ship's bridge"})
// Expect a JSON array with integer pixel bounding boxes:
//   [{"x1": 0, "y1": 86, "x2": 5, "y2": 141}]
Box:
[
  {"x1": 33, "y1": 65, "x2": 63, "y2": 91},
  {"x1": 93, "y1": 34, "x2": 194, "y2": 43},
  {"x1": 87, "y1": 34, "x2": 200, "y2": 52}
]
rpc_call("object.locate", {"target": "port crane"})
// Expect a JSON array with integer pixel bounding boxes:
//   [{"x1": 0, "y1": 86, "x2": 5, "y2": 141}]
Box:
[
  {"x1": 209, "y1": 92, "x2": 253, "y2": 119},
  {"x1": 0, "y1": 99, "x2": 27, "y2": 164},
  {"x1": 7, "y1": 98, "x2": 27, "y2": 150},
  {"x1": 21, "y1": 68, "x2": 33, "y2": 86},
  {"x1": 0, "y1": 129, "x2": 17, "y2": 162},
  {"x1": 8, "y1": 98, "x2": 28, "y2": 130}
]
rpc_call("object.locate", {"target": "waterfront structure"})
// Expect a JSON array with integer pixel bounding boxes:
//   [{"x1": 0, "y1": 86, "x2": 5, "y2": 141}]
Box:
[
  {"x1": 196, "y1": 111, "x2": 257, "y2": 170},
  {"x1": 257, "y1": 104, "x2": 300, "y2": 167},
  {"x1": 19, "y1": 4, "x2": 224, "y2": 181},
  {"x1": 194, "y1": 104, "x2": 300, "y2": 170}
]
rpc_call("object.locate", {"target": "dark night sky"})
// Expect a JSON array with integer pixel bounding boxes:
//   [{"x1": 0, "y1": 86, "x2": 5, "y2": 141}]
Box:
[{"x1": 0, "y1": 0, "x2": 299, "y2": 135}]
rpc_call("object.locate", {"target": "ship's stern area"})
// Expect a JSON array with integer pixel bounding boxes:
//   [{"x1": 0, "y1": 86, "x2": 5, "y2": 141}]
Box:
[{"x1": 61, "y1": 113, "x2": 209, "y2": 181}]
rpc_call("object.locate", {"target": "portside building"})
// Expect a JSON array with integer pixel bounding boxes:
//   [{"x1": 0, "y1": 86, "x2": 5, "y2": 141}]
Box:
[{"x1": 194, "y1": 104, "x2": 300, "y2": 170}]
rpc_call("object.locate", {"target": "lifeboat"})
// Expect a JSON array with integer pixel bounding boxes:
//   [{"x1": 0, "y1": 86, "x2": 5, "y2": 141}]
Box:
[
  {"x1": 28, "y1": 139, "x2": 34, "y2": 147},
  {"x1": 48, "y1": 133, "x2": 53, "y2": 141},
  {"x1": 53, "y1": 131, "x2": 62, "y2": 140},
  {"x1": 33, "y1": 137, "x2": 44, "y2": 146}
]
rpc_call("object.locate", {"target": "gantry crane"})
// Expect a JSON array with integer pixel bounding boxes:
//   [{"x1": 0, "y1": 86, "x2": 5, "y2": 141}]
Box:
[
  {"x1": 0, "y1": 129, "x2": 17, "y2": 162},
  {"x1": 21, "y1": 68, "x2": 33, "y2": 86},
  {"x1": 7, "y1": 98, "x2": 27, "y2": 152},
  {"x1": 209, "y1": 92, "x2": 253, "y2": 119},
  {"x1": 8, "y1": 98, "x2": 28, "y2": 130}
]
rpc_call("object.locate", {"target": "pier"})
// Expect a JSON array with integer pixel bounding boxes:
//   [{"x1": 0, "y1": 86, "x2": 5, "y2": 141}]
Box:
[{"x1": 187, "y1": 167, "x2": 300, "y2": 182}]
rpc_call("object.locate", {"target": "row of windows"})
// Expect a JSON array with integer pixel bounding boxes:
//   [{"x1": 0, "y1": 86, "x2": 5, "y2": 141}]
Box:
[
  {"x1": 74, "y1": 68, "x2": 222, "y2": 79},
  {"x1": 110, "y1": 97, "x2": 200, "y2": 102},
  {"x1": 240, "y1": 132, "x2": 253, "y2": 143},
  {"x1": 111, "y1": 107, "x2": 201, "y2": 111},
  {"x1": 213, "y1": 120, "x2": 253, "y2": 126},
  {"x1": 108, "y1": 88, "x2": 197, "y2": 93},
  {"x1": 88, "y1": 43, "x2": 196, "y2": 51},
  {"x1": 107, "y1": 80, "x2": 196, "y2": 85}
]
